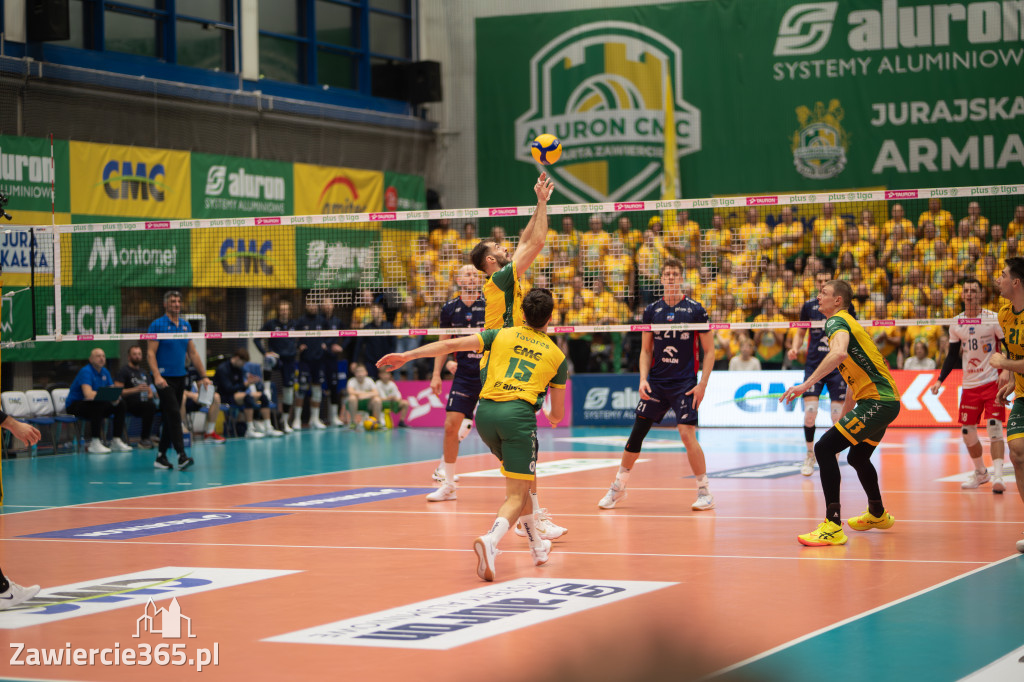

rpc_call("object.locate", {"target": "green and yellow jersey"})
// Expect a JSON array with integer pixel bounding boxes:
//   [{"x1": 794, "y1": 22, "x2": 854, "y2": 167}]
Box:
[
  {"x1": 824, "y1": 310, "x2": 900, "y2": 403},
  {"x1": 483, "y1": 261, "x2": 523, "y2": 329},
  {"x1": 998, "y1": 303, "x2": 1024, "y2": 396},
  {"x1": 476, "y1": 326, "x2": 568, "y2": 410}
]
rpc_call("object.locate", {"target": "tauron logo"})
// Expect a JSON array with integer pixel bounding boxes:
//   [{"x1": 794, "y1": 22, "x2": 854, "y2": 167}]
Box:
[
  {"x1": 773, "y1": 2, "x2": 839, "y2": 56},
  {"x1": 514, "y1": 21, "x2": 701, "y2": 204}
]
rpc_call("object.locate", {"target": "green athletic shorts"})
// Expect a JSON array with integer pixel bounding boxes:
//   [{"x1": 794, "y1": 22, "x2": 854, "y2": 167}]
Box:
[
  {"x1": 474, "y1": 399, "x2": 539, "y2": 480},
  {"x1": 1006, "y1": 398, "x2": 1024, "y2": 442},
  {"x1": 381, "y1": 400, "x2": 403, "y2": 412},
  {"x1": 836, "y1": 399, "x2": 901, "y2": 446}
]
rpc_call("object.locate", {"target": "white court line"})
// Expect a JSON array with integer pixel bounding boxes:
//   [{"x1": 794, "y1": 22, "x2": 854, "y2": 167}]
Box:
[
  {"x1": 8, "y1": 504, "x2": 1022, "y2": 526},
  {"x1": 704, "y1": 553, "x2": 1024, "y2": 681},
  {"x1": 6, "y1": 536, "x2": 993, "y2": 565}
]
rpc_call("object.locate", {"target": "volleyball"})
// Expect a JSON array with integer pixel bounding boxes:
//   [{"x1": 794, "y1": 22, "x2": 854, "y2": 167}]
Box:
[
  {"x1": 363, "y1": 416, "x2": 380, "y2": 431},
  {"x1": 531, "y1": 134, "x2": 562, "y2": 165}
]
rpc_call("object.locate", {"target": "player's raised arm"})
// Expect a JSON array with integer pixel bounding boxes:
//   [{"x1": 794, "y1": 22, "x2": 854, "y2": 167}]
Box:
[
  {"x1": 378, "y1": 335, "x2": 482, "y2": 372},
  {"x1": 512, "y1": 172, "x2": 555, "y2": 274}
]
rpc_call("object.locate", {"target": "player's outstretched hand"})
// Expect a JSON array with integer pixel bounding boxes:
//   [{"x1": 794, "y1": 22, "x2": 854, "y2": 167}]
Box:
[
  {"x1": 376, "y1": 354, "x2": 408, "y2": 372},
  {"x1": 534, "y1": 172, "x2": 554, "y2": 202},
  {"x1": 3, "y1": 418, "x2": 41, "y2": 446},
  {"x1": 639, "y1": 378, "x2": 652, "y2": 401},
  {"x1": 685, "y1": 383, "x2": 707, "y2": 410},
  {"x1": 930, "y1": 380, "x2": 942, "y2": 395},
  {"x1": 786, "y1": 348, "x2": 799, "y2": 361},
  {"x1": 780, "y1": 383, "x2": 809, "y2": 404}
]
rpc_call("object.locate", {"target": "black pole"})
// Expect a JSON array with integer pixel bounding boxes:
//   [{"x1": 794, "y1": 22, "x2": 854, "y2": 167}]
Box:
[{"x1": 29, "y1": 228, "x2": 37, "y2": 341}]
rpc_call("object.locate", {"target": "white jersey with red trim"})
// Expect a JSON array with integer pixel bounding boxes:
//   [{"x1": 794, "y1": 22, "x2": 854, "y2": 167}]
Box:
[{"x1": 948, "y1": 309, "x2": 1003, "y2": 389}]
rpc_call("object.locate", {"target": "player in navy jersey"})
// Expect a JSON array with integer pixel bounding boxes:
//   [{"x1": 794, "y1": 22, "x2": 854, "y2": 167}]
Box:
[
  {"x1": 320, "y1": 296, "x2": 348, "y2": 427},
  {"x1": 598, "y1": 258, "x2": 716, "y2": 511},
  {"x1": 427, "y1": 265, "x2": 486, "y2": 501},
  {"x1": 256, "y1": 300, "x2": 298, "y2": 433},
  {"x1": 292, "y1": 298, "x2": 328, "y2": 430},
  {"x1": 788, "y1": 270, "x2": 852, "y2": 476}
]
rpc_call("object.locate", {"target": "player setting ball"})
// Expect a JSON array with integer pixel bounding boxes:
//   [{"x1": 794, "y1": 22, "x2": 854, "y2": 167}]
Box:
[{"x1": 531, "y1": 134, "x2": 562, "y2": 166}]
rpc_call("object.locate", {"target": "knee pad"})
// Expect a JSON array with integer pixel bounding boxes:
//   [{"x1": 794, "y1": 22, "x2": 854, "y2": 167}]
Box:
[
  {"x1": 311, "y1": 386, "x2": 323, "y2": 403},
  {"x1": 830, "y1": 401, "x2": 844, "y2": 423},
  {"x1": 625, "y1": 416, "x2": 654, "y2": 453},
  {"x1": 282, "y1": 387, "x2": 293, "y2": 404},
  {"x1": 987, "y1": 419, "x2": 1004, "y2": 442},
  {"x1": 962, "y1": 425, "x2": 980, "y2": 448},
  {"x1": 803, "y1": 405, "x2": 817, "y2": 428}
]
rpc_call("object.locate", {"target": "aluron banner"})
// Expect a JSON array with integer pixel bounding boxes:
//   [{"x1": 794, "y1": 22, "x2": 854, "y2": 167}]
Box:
[
  {"x1": 476, "y1": 1, "x2": 1023, "y2": 202},
  {"x1": 0, "y1": 135, "x2": 70, "y2": 213},
  {"x1": 191, "y1": 154, "x2": 293, "y2": 218}
]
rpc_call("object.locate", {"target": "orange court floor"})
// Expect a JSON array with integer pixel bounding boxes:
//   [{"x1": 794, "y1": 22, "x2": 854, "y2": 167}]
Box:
[{"x1": 0, "y1": 425, "x2": 1022, "y2": 682}]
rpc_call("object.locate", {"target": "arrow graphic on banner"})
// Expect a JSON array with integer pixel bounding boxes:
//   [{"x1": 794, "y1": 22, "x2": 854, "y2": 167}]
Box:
[{"x1": 901, "y1": 374, "x2": 952, "y2": 423}]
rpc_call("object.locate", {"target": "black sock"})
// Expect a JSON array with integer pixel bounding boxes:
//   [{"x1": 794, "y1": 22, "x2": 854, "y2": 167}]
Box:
[
  {"x1": 825, "y1": 503, "x2": 842, "y2": 525},
  {"x1": 803, "y1": 426, "x2": 815, "y2": 445},
  {"x1": 867, "y1": 499, "x2": 885, "y2": 517}
]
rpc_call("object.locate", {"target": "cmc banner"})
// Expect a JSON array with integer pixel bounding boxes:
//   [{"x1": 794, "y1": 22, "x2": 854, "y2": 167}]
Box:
[
  {"x1": 191, "y1": 153, "x2": 293, "y2": 218},
  {"x1": 477, "y1": 1, "x2": 1024, "y2": 204},
  {"x1": 293, "y1": 163, "x2": 383, "y2": 216},
  {"x1": 396, "y1": 380, "x2": 572, "y2": 428},
  {"x1": 574, "y1": 370, "x2": 971, "y2": 427},
  {"x1": 69, "y1": 141, "x2": 191, "y2": 219},
  {"x1": 191, "y1": 227, "x2": 296, "y2": 289}
]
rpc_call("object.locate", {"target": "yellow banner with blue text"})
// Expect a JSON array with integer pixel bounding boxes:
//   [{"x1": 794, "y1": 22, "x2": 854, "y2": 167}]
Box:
[
  {"x1": 69, "y1": 141, "x2": 191, "y2": 219},
  {"x1": 191, "y1": 226, "x2": 296, "y2": 288},
  {"x1": 293, "y1": 163, "x2": 383, "y2": 218}
]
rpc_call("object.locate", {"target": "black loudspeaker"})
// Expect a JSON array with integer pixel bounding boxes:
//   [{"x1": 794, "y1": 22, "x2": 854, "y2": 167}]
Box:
[
  {"x1": 27, "y1": 0, "x2": 70, "y2": 42},
  {"x1": 371, "y1": 61, "x2": 442, "y2": 104},
  {"x1": 406, "y1": 61, "x2": 442, "y2": 104}
]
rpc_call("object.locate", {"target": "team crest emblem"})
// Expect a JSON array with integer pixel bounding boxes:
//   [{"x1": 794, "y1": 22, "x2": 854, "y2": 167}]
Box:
[
  {"x1": 791, "y1": 99, "x2": 848, "y2": 180},
  {"x1": 666, "y1": 312, "x2": 675, "y2": 322},
  {"x1": 514, "y1": 21, "x2": 701, "y2": 204}
]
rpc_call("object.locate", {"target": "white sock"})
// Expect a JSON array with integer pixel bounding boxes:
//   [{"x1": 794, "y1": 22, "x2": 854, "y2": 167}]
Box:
[
  {"x1": 484, "y1": 517, "x2": 510, "y2": 545},
  {"x1": 993, "y1": 458, "x2": 1004, "y2": 478},
  {"x1": 443, "y1": 462, "x2": 456, "y2": 484},
  {"x1": 205, "y1": 419, "x2": 217, "y2": 435},
  {"x1": 530, "y1": 491, "x2": 540, "y2": 514},
  {"x1": 971, "y1": 456, "x2": 987, "y2": 473},
  {"x1": 519, "y1": 516, "x2": 546, "y2": 549},
  {"x1": 614, "y1": 467, "x2": 631, "y2": 489},
  {"x1": 695, "y1": 474, "x2": 709, "y2": 489}
]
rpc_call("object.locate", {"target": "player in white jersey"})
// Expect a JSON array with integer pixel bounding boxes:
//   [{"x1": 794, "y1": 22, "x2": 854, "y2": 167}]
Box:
[{"x1": 931, "y1": 278, "x2": 1006, "y2": 492}]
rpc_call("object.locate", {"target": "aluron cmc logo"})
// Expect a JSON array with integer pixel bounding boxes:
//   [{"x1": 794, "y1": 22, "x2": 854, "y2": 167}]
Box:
[
  {"x1": 101, "y1": 161, "x2": 165, "y2": 201},
  {"x1": 514, "y1": 21, "x2": 701, "y2": 204},
  {"x1": 773, "y1": 3, "x2": 840, "y2": 56},
  {"x1": 220, "y1": 239, "x2": 273, "y2": 275}
]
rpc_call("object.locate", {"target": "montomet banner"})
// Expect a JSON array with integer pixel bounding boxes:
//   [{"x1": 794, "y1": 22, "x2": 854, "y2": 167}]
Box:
[{"x1": 476, "y1": 0, "x2": 1024, "y2": 204}]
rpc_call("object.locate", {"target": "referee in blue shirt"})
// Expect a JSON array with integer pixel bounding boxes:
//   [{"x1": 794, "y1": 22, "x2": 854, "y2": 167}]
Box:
[{"x1": 147, "y1": 290, "x2": 211, "y2": 470}]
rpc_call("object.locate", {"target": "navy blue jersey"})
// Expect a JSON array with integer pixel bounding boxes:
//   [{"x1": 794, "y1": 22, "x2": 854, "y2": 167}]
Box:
[
  {"x1": 800, "y1": 300, "x2": 856, "y2": 368},
  {"x1": 256, "y1": 318, "x2": 297, "y2": 358},
  {"x1": 643, "y1": 296, "x2": 708, "y2": 381},
  {"x1": 295, "y1": 313, "x2": 327, "y2": 362},
  {"x1": 440, "y1": 295, "x2": 486, "y2": 377}
]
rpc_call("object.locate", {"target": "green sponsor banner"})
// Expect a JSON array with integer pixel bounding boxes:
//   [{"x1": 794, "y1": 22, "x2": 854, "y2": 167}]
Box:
[
  {"x1": 0, "y1": 135, "x2": 70, "y2": 213},
  {"x1": 191, "y1": 153, "x2": 293, "y2": 218},
  {"x1": 69, "y1": 229, "x2": 192, "y2": 288},
  {"x1": 296, "y1": 227, "x2": 382, "y2": 289},
  {"x1": 2, "y1": 286, "x2": 119, "y2": 361},
  {"x1": 383, "y1": 171, "x2": 427, "y2": 212},
  {"x1": 476, "y1": 1, "x2": 1024, "y2": 203}
]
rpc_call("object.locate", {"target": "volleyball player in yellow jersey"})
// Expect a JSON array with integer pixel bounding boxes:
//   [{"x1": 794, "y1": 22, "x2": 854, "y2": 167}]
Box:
[
  {"x1": 470, "y1": 172, "x2": 555, "y2": 329},
  {"x1": 990, "y1": 257, "x2": 1024, "y2": 553},
  {"x1": 781, "y1": 280, "x2": 902, "y2": 546},
  {"x1": 469, "y1": 171, "x2": 566, "y2": 539},
  {"x1": 377, "y1": 289, "x2": 568, "y2": 580}
]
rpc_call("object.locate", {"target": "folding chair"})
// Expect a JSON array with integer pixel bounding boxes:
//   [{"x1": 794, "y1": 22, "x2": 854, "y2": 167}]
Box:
[
  {"x1": 51, "y1": 388, "x2": 85, "y2": 453},
  {"x1": 0, "y1": 391, "x2": 51, "y2": 456},
  {"x1": 25, "y1": 389, "x2": 65, "y2": 453}
]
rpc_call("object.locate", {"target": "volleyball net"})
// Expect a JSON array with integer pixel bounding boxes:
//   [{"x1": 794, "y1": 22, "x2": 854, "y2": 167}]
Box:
[{"x1": 5, "y1": 184, "x2": 1023, "y2": 355}]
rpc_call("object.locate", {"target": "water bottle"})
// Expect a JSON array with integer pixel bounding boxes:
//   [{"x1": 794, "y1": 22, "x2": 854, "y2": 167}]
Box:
[{"x1": 383, "y1": 409, "x2": 393, "y2": 429}]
